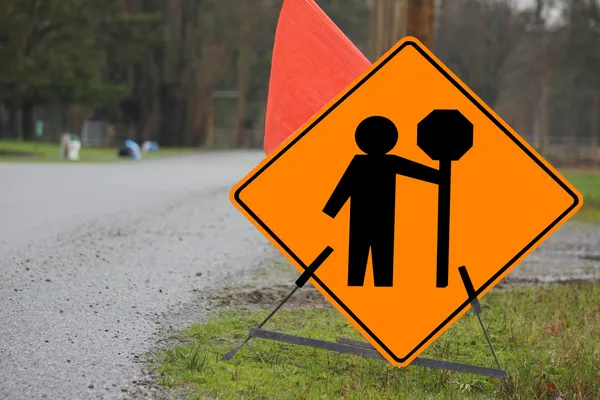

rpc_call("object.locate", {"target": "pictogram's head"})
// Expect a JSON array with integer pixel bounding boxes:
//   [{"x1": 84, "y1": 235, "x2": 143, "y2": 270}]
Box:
[{"x1": 355, "y1": 116, "x2": 398, "y2": 155}]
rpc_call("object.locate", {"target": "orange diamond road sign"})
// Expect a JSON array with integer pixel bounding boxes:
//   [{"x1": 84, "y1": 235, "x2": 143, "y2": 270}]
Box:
[{"x1": 230, "y1": 37, "x2": 583, "y2": 367}]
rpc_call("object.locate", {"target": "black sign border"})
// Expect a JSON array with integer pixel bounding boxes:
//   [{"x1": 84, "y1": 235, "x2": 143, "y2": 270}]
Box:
[{"x1": 234, "y1": 40, "x2": 581, "y2": 364}]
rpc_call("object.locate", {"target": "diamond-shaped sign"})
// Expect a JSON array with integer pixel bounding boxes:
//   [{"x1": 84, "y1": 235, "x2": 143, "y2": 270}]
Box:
[{"x1": 231, "y1": 37, "x2": 582, "y2": 367}]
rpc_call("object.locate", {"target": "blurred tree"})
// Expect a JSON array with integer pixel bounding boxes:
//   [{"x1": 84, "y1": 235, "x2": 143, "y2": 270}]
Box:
[
  {"x1": 559, "y1": 0, "x2": 600, "y2": 153},
  {"x1": 318, "y1": 0, "x2": 371, "y2": 56},
  {"x1": 435, "y1": 0, "x2": 527, "y2": 108},
  {"x1": 2, "y1": 0, "x2": 595, "y2": 156},
  {"x1": 0, "y1": 0, "x2": 373, "y2": 146},
  {"x1": 0, "y1": 0, "x2": 135, "y2": 140}
]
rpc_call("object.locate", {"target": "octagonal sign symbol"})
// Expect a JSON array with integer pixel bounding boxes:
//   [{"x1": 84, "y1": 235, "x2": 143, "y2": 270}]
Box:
[{"x1": 230, "y1": 37, "x2": 582, "y2": 367}]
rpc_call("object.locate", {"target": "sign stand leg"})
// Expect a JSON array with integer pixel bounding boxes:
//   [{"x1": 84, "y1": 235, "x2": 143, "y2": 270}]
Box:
[
  {"x1": 222, "y1": 262, "x2": 508, "y2": 379},
  {"x1": 458, "y1": 266, "x2": 503, "y2": 371},
  {"x1": 221, "y1": 246, "x2": 334, "y2": 361}
]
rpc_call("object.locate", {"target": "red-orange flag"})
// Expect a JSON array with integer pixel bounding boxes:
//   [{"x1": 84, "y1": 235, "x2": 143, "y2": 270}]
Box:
[{"x1": 263, "y1": 0, "x2": 371, "y2": 155}]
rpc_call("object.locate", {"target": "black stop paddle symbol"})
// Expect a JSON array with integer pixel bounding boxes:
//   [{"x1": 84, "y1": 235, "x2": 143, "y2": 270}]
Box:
[{"x1": 417, "y1": 109, "x2": 474, "y2": 288}]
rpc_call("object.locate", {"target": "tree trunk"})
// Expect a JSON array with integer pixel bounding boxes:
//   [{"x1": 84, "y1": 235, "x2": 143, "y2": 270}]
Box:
[
  {"x1": 370, "y1": 0, "x2": 412, "y2": 59},
  {"x1": 183, "y1": 86, "x2": 197, "y2": 147},
  {"x1": 539, "y1": 70, "x2": 550, "y2": 158},
  {"x1": 383, "y1": 0, "x2": 392, "y2": 51},
  {"x1": 164, "y1": 0, "x2": 182, "y2": 84},
  {"x1": 591, "y1": 88, "x2": 599, "y2": 165},
  {"x1": 141, "y1": 54, "x2": 161, "y2": 142},
  {"x1": 236, "y1": 45, "x2": 250, "y2": 148},
  {"x1": 193, "y1": 97, "x2": 208, "y2": 147},
  {"x1": 181, "y1": 5, "x2": 199, "y2": 147},
  {"x1": 0, "y1": 103, "x2": 5, "y2": 139},
  {"x1": 393, "y1": 0, "x2": 407, "y2": 42},
  {"x1": 191, "y1": 90, "x2": 210, "y2": 147},
  {"x1": 369, "y1": 0, "x2": 378, "y2": 61},
  {"x1": 205, "y1": 108, "x2": 215, "y2": 149},
  {"x1": 407, "y1": 0, "x2": 435, "y2": 48},
  {"x1": 8, "y1": 105, "x2": 18, "y2": 140},
  {"x1": 22, "y1": 102, "x2": 34, "y2": 141},
  {"x1": 375, "y1": 0, "x2": 387, "y2": 58}
]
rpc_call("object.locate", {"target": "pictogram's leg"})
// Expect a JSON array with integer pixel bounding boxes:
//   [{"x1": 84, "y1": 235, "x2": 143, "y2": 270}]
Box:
[
  {"x1": 348, "y1": 227, "x2": 370, "y2": 286},
  {"x1": 221, "y1": 246, "x2": 334, "y2": 361},
  {"x1": 371, "y1": 229, "x2": 394, "y2": 287}
]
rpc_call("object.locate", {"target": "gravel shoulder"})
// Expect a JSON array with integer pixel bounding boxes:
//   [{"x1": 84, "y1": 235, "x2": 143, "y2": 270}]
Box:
[{"x1": 0, "y1": 152, "x2": 277, "y2": 400}]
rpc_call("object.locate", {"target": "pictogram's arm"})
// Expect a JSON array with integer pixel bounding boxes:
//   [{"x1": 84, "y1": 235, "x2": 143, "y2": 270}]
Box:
[
  {"x1": 392, "y1": 155, "x2": 440, "y2": 184},
  {"x1": 323, "y1": 159, "x2": 356, "y2": 218}
]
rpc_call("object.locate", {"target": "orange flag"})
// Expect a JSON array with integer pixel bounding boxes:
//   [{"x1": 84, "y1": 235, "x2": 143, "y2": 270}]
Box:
[{"x1": 263, "y1": 0, "x2": 371, "y2": 155}]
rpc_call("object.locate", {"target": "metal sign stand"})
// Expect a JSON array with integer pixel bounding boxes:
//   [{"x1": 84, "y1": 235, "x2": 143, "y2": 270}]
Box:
[{"x1": 222, "y1": 247, "x2": 508, "y2": 379}]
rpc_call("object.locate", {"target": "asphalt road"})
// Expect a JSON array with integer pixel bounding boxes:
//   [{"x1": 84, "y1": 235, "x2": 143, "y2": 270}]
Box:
[
  {"x1": 0, "y1": 152, "x2": 599, "y2": 399},
  {"x1": 0, "y1": 152, "x2": 274, "y2": 399}
]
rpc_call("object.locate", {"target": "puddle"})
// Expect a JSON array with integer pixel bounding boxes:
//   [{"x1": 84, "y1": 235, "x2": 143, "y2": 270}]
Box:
[{"x1": 579, "y1": 254, "x2": 600, "y2": 262}]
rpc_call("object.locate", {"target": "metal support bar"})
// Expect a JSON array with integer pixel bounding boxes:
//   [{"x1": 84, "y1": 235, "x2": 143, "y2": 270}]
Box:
[
  {"x1": 251, "y1": 329, "x2": 507, "y2": 378},
  {"x1": 476, "y1": 313, "x2": 502, "y2": 370},
  {"x1": 459, "y1": 266, "x2": 503, "y2": 371},
  {"x1": 470, "y1": 297, "x2": 482, "y2": 315},
  {"x1": 459, "y1": 266, "x2": 481, "y2": 314},
  {"x1": 250, "y1": 328, "x2": 385, "y2": 359},
  {"x1": 296, "y1": 246, "x2": 334, "y2": 288},
  {"x1": 337, "y1": 337, "x2": 375, "y2": 349},
  {"x1": 221, "y1": 246, "x2": 334, "y2": 361},
  {"x1": 336, "y1": 337, "x2": 507, "y2": 377}
]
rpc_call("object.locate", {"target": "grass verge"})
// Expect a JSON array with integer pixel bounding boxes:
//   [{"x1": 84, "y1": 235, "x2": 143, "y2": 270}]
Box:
[
  {"x1": 0, "y1": 140, "x2": 198, "y2": 163},
  {"x1": 155, "y1": 282, "x2": 600, "y2": 399}
]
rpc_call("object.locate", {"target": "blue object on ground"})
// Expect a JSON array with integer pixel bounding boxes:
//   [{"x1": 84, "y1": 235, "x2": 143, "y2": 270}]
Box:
[
  {"x1": 142, "y1": 141, "x2": 159, "y2": 153},
  {"x1": 122, "y1": 139, "x2": 142, "y2": 160}
]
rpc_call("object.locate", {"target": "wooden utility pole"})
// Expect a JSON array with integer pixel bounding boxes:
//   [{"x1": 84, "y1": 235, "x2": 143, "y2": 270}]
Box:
[
  {"x1": 369, "y1": 0, "x2": 436, "y2": 61},
  {"x1": 407, "y1": 0, "x2": 436, "y2": 48}
]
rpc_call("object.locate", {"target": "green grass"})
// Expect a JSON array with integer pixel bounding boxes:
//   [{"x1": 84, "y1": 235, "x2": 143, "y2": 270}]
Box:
[
  {"x1": 562, "y1": 169, "x2": 600, "y2": 222},
  {"x1": 0, "y1": 139, "x2": 198, "y2": 163},
  {"x1": 156, "y1": 283, "x2": 600, "y2": 399}
]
